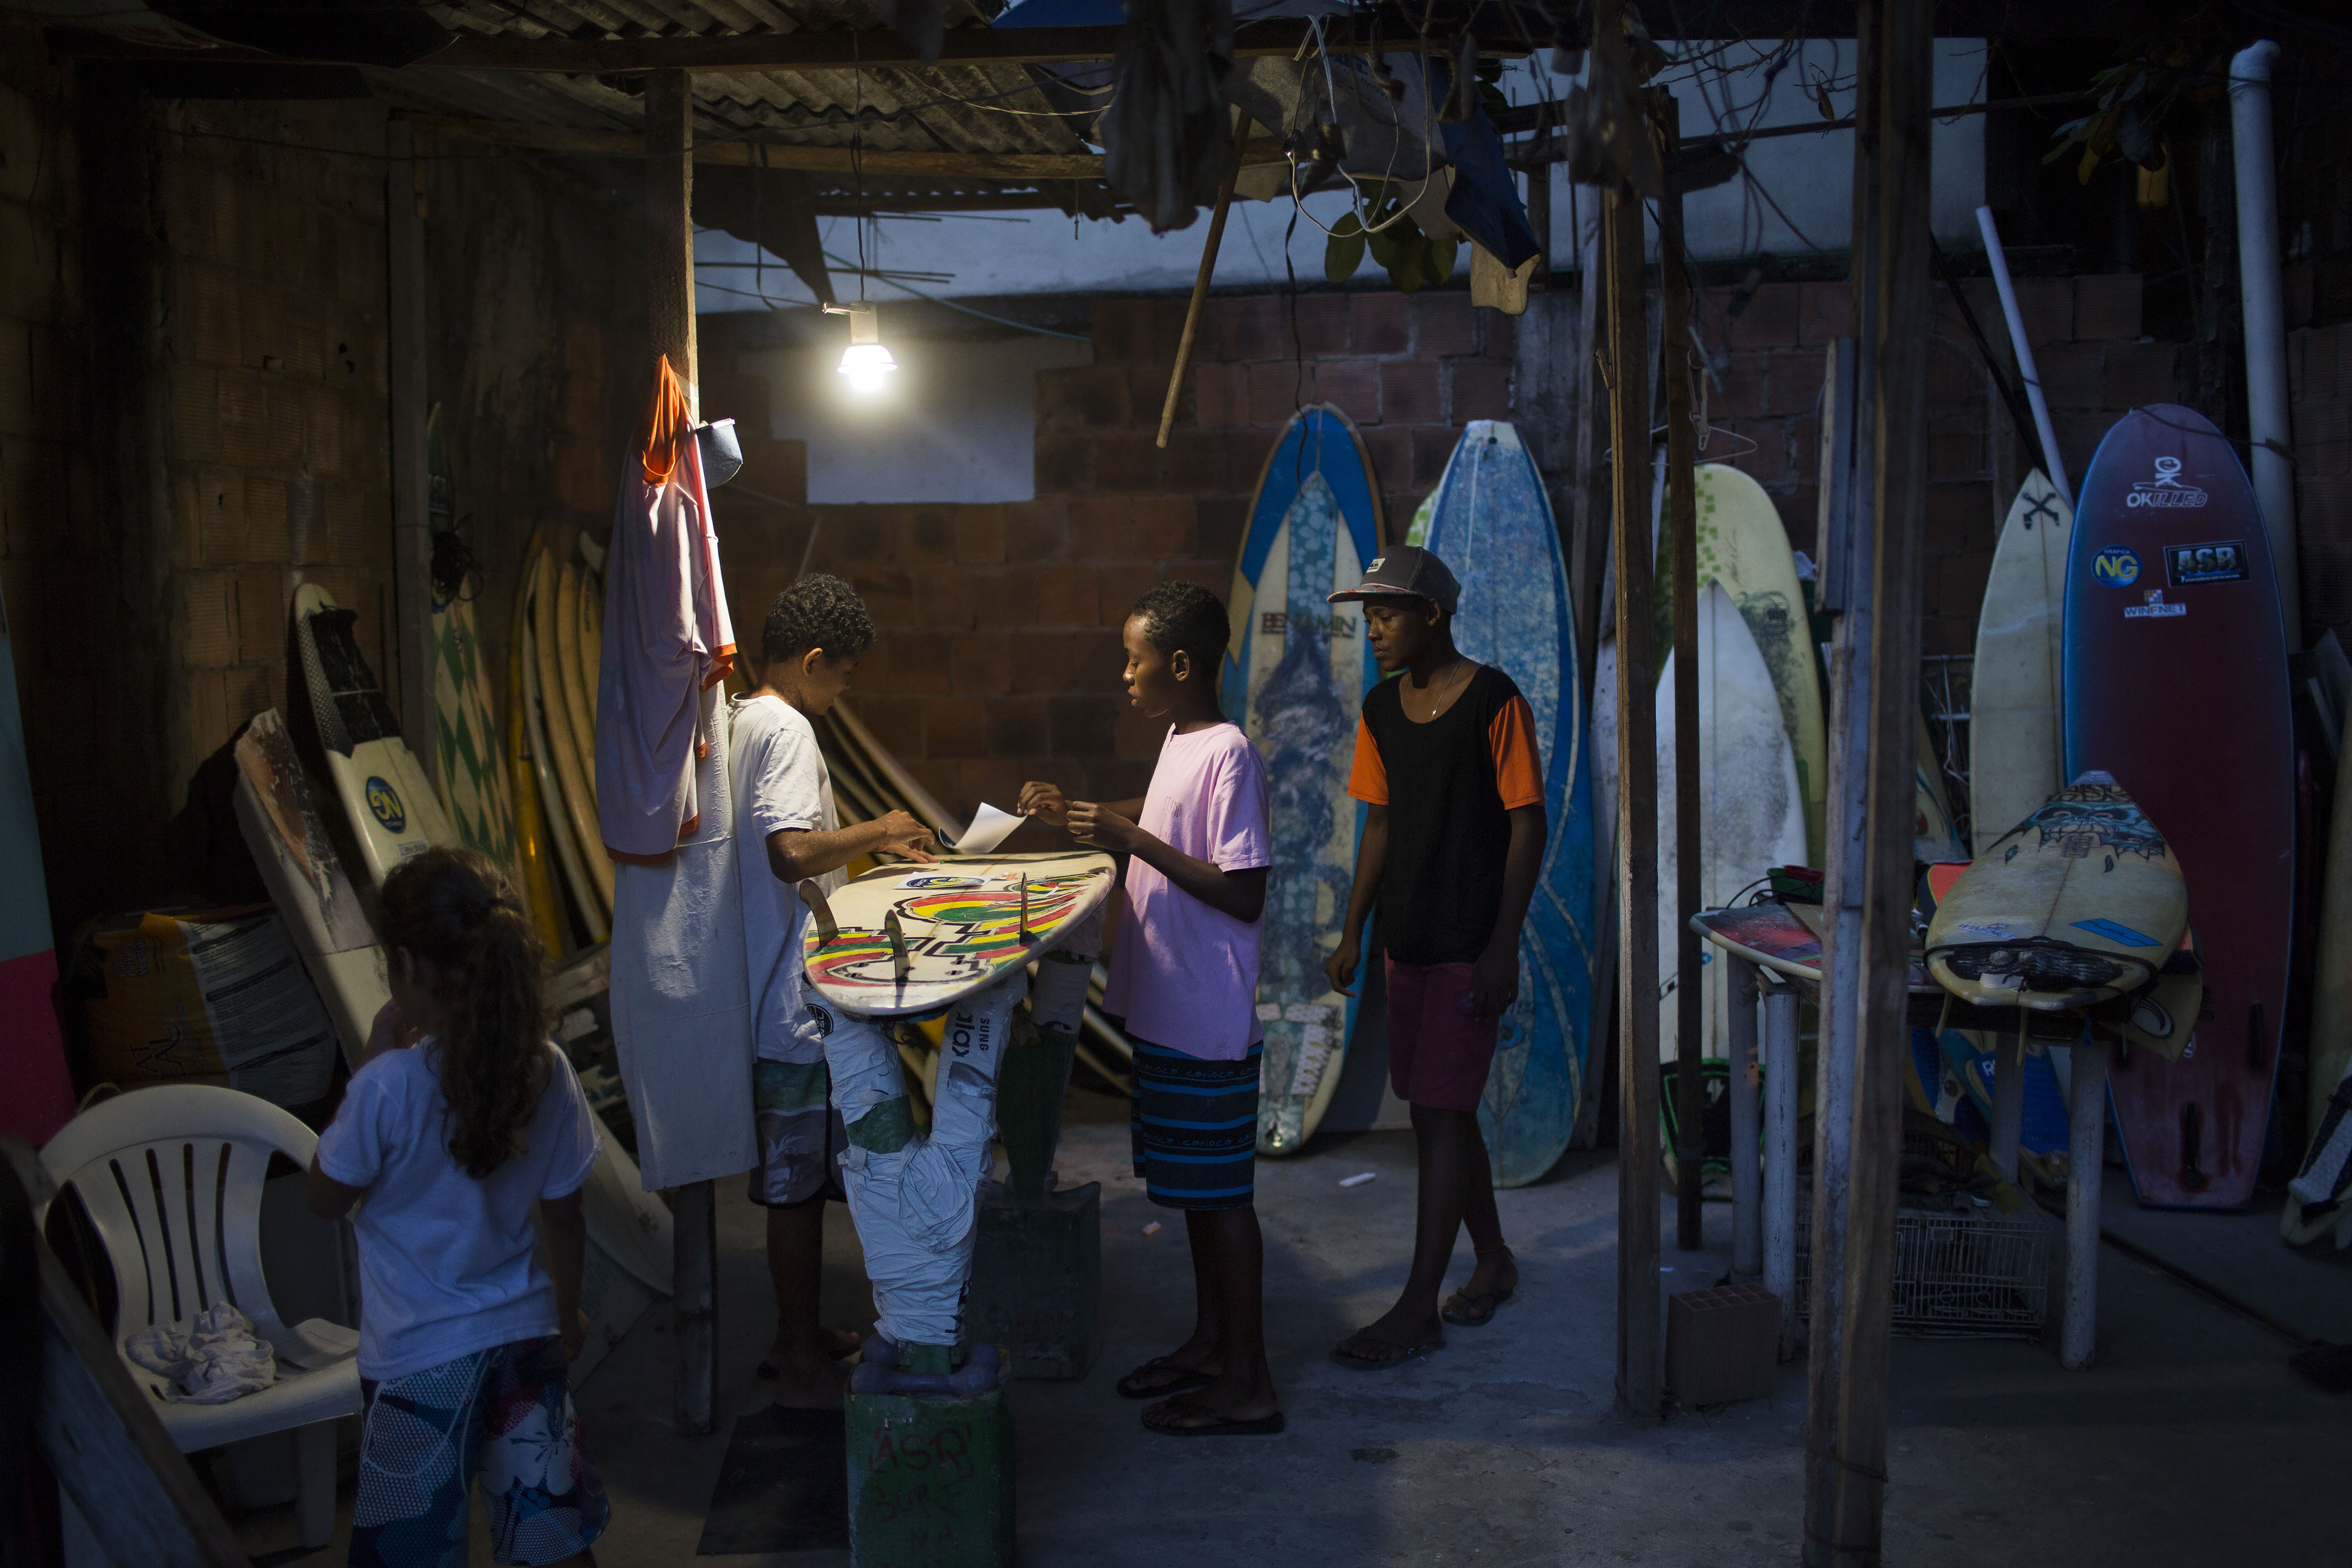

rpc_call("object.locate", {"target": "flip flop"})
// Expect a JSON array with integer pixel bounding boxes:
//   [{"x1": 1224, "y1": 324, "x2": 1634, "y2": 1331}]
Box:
[
  {"x1": 757, "y1": 1328, "x2": 864, "y2": 1379},
  {"x1": 1141, "y1": 1397, "x2": 1287, "y2": 1437},
  {"x1": 1117, "y1": 1356, "x2": 1215, "y2": 1401},
  {"x1": 1441, "y1": 1283, "x2": 1516, "y2": 1328},
  {"x1": 1328, "y1": 1335, "x2": 1443, "y2": 1371}
]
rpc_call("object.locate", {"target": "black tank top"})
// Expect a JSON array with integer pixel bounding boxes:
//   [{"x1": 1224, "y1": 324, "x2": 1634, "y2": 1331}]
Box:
[{"x1": 1362, "y1": 664, "x2": 1528, "y2": 964}]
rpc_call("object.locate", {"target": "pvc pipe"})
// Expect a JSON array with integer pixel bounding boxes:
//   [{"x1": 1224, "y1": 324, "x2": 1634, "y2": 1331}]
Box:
[
  {"x1": 1728, "y1": 957, "x2": 1763, "y2": 1276},
  {"x1": 2062, "y1": 1035, "x2": 2110, "y2": 1372},
  {"x1": 1976, "y1": 205, "x2": 2073, "y2": 509},
  {"x1": 1763, "y1": 981, "x2": 1800, "y2": 1356},
  {"x1": 1989, "y1": 1024, "x2": 2026, "y2": 1186},
  {"x1": 2231, "y1": 40, "x2": 2302, "y2": 644}
]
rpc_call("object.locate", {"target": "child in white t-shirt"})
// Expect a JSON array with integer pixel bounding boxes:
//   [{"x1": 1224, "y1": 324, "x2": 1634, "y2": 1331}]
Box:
[
  {"x1": 730, "y1": 573, "x2": 936, "y2": 1406},
  {"x1": 308, "y1": 847, "x2": 607, "y2": 1568}
]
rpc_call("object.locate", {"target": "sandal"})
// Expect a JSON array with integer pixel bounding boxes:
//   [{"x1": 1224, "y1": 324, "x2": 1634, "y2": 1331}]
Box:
[
  {"x1": 1117, "y1": 1356, "x2": 1215, "y2": 1401},
  {"x1": 1142, "y1": 1396, "x2": 1287, "y2": 1437},
  {"x1": 1441, "y1": 1249, "x2": 1519, "y2": 1328},
  {"x1": 1328, "y1": 1334, "x2": 1443, "y2": 1370}
]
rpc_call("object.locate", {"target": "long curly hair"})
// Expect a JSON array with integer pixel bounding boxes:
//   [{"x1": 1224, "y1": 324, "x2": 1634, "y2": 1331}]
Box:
[{"x1": 378, "y1": 847, "x2": 550, "y2": 1179}]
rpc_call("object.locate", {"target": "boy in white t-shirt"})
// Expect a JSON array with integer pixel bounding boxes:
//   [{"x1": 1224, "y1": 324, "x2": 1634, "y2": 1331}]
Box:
[{"x1": 730, "y1": 573, "x2": 937, "y2": 1407}]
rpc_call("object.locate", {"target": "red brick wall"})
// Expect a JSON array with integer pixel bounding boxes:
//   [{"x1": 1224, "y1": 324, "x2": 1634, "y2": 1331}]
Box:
[
  {"x1": 2290, "y1": 324, "x2": 2351, "y2": 647},
  {"x1": 716, "y1": 288, "x2": 1515, "y2": 824},
  {"x1": 1692, "y1": 271, "x2": 2176, "y2": 655}
]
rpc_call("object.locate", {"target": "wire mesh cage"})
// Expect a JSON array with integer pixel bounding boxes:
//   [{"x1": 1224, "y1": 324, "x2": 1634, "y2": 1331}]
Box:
[{"x1": 1795, "y1": 1193, "x2": 2052, "y2": 1340}]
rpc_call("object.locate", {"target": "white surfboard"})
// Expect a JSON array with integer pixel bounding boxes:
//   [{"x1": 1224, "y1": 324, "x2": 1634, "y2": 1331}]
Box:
[
  {"x1": 291, "y1": 583, "x2": 453, "y2": 887},
  {"x1": 1970, "y1": 470, "x2": 2072, "y2": 855},
  {"x1": 1656, "y1": 581, "x2": 1806, "y2": 1067}
]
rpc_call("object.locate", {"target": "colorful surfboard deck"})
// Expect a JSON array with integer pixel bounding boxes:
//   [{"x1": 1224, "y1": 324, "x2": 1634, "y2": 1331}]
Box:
[
  {"x1": 1925, "y1": 774, "x2": 2188, "y2": 1014},
  {"x1": 1223, "y1": 405, "x2": 1384, "y2": 1157},
  {"x1": 1970, "y1": 470, "x2": 2072, "y2": 857},
  {"x1": 0, "y1": 579, "x2": 75, "y2": 1146},
  {"x1": 1418, "y1": 420, "x2": 1598, "y2": 1188},
  {"x1": 1692, "y1": 464, "x2": 1828, "y2": 864},
  {"x1": 425, "y1": 404, "x2": 521, "y2": 889},
  {"x1": 800, "y1": 852, "x2": 1116, "y2": 1019},
  {"x1": 2065, "y1": 405, "x2": 2294, "y2": 1209},
  {"x1": 292, "y1": 582, "x2": 454, "y2": 887},
  {"x1": 506, "y1": 527, "x2": 587, "y2": 948}
]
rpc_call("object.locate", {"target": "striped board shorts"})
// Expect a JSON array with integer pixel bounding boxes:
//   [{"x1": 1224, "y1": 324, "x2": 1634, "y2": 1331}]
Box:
[{"x1": 1128, "y1": 1032, "x2": 1264, "y2": 1212}]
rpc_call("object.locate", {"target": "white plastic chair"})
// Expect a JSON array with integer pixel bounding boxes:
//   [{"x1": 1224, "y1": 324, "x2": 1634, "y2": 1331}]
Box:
[{"x1": 38, "y1": 1084, "x2": 363, "y2": 1550}]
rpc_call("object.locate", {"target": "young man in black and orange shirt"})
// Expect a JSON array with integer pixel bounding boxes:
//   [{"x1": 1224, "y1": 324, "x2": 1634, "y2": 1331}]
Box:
[{"x1": 1321, "y1": 545, "x2": 1548, "y2": 1368}]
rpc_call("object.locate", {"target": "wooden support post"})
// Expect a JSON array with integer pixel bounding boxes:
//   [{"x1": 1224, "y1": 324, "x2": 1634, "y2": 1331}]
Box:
[
  {"x1": 1728, "y1": 955, "x2": 1762, "y2": 1276},
  {"x1": 1526, "y1": 162, "x2": 1552, "y2": 291},
  {"x1": 1812, "y1": 4, "x2": 1935, "y2": 1561},
  {"x1": 1569, "y1": 184, "x2": 1606, "y2": 703},
  {"x1": 1598, "y1": 0, "x2": 1661, "y2": 1424},
  {"x1": 2062, "y1": 1037, "x2": 2110, "y2": 1370},
  {"x1": 386, "y1": 121, "x2": 432, "y2": 741},
  {"x1": 1656, "y1": 92, "x2": 1705, "y2": 1250},
  {"x1": 1763, "y1": 979, "x2": 1801, "y2": 1354},
  {"x1": 1158, "y1": 128, "x2": 1242, "y2": 449},
  {"x1": 644, "y1": 66, "x2": 716, "y2": 1437}
]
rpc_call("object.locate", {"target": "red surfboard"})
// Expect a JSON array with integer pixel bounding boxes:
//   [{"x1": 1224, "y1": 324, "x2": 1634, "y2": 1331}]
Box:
[
  {"x1": 2064, "y1": 404, "x2": 2293, "y2": 1209},
  {"x1": 1, "y1": 583, "x2": 75, "y2": 1148}
]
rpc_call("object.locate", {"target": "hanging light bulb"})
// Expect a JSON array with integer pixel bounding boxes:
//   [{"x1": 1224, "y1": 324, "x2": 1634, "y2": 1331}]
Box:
[{"x1": 827, "y1": 300, "x2": 897, "y2": 394}]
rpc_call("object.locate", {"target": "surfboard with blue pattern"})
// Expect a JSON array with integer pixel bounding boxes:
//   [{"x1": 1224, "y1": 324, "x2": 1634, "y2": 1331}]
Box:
[
  {"x1": 1414, "y1": 422, "x2": 1598, "y2": 1188},
  {"x1": 1224, "y1": 406, "x2": 1385, "y2": 1156}
]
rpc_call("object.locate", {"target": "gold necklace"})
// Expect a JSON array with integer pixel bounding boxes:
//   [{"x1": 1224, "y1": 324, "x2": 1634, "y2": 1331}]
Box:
[{"x1": 1408, "y1": 660, "x2": 1469, "y2": 718}]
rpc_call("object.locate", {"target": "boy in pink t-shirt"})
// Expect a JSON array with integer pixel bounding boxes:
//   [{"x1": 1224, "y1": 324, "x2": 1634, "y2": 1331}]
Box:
[{"x1": 1020, "y1": 581, "x2": 1279, "y2": 1437}]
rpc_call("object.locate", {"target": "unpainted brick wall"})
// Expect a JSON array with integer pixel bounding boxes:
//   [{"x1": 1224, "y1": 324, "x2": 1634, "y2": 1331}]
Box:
[{"x1": 721, "y1": 288, "x2": 1514, "y2": 822}]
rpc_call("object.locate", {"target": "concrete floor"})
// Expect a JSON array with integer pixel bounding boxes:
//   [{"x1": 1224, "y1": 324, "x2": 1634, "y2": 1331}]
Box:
[{"x1": 232, "y1": 1083, "x2": 2349, "y2": 1566}]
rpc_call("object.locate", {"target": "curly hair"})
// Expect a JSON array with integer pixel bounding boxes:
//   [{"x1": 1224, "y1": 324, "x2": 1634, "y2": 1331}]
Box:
[
  {"x1": 1129, "y1": 580, "x2": 1230, "y2": 687},
  {"x1": 761, "y1": 572, "x2": 874, "y2": 670},
  {"x1": 377, "y1": 847, "x2": 550, "y2": 1179}
]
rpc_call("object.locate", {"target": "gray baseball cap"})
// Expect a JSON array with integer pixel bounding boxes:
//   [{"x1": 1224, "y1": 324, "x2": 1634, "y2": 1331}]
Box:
[{"x1": 1327, "y1": 544, "x2": 1460, "y2": 614}]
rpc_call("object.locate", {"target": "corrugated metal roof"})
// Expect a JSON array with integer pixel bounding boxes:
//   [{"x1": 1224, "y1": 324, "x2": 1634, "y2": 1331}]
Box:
[{"x1": 423, "y1": 1, "x2": 1096, "y2": 162}]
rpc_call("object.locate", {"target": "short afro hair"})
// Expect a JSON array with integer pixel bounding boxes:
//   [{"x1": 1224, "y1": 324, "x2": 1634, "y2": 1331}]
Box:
[
  {"x1": 761, "y1": 573, "x2": 874, "y2": 670},
  {"x1": 1128, "y1": 580, "x2": 1229, "y2": 683}
]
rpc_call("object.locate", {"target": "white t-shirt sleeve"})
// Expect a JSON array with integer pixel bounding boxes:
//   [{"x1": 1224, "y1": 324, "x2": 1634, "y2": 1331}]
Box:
[
  {"x1": 744, "y1": 703, "x2": 827, "y2": 842},
  {"x1": 315, "y1": 1061, "x2": 393, "y2": 1189},
  {"x1": 538, "y1": 1048, "x2": 605, "y2": 1201}
]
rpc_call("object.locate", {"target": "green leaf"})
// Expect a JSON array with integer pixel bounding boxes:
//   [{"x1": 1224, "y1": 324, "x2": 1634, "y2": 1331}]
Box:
[
  {"x1": 1325, "y1": 227, "x2": 1367, "y2": 283},
  {"x1": 1366, "y1": 216, "x2": 1409, "y2": 269},
  {"x1": 1426, "y1": 236, "x2": 1459, "y2": 283}
]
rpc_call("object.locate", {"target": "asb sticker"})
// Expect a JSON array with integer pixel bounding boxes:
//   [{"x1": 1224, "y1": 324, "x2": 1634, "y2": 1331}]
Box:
[
  {"x1": 2164, "y1": 540, "x2": 2249, "y2": 586},
  {"x1": 365, "y1": 775, "x2": 407, "y2": 833},
  {"x1": 2090, "y1": 546, "x2": 2143, "y2": 588}
]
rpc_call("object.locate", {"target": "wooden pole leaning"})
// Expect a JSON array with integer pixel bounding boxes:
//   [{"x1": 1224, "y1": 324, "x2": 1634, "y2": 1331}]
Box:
[
  {"x1": 643, "y1": 66, "x2": 718, "y2": 1439},
  {"x1": 386, "y1": 121, "x2": 432, "y2": 744},
  {"x1": 1157, "y1": 131, "x2": 1245, "y2": 450},
  {"x1": 1819, "y1": 4, "x2": 1936, "y2": 1561},
  {"x1": 1597, "y1": 0, "x2": 1662, "y2": 1421},
  {"x1": 1656, "y1": 92, "x2": 1706, "y2": 1251}
]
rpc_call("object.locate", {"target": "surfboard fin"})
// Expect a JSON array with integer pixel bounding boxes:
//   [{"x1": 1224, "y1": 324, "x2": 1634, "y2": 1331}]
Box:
[
  {"x1": 885, "y1": 910, "x2": 911, "y2": 981},
  {"x1": 800, "y1": 883, "x2": 839, "y2": 947}
]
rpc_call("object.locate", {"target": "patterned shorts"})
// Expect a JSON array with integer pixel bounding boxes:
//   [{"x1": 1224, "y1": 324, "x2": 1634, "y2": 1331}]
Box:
[
  {"x1": 1128, "y1": 1030, "x2": 1263, "y2": 1212},
  {"x1": 350, "y1": 1336, "x2": 608, "y2": 1568}
]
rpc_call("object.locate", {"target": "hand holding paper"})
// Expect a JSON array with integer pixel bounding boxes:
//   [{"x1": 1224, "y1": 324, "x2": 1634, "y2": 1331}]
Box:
[{"x1": 954, "y1": 802, "x2": 1026, "y2": 855}]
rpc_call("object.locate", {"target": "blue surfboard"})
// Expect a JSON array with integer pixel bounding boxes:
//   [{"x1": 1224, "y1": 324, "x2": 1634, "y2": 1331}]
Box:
[
  {"x1": 1224, "y1": 406, "x2": 1385, "y2": 1155},
  {"x1": 1414, "y1": 422, "x2": 1599, "y2": 1188}
]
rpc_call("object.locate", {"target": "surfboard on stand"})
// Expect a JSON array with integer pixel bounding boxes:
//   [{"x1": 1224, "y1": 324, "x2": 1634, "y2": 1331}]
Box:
[
  {"x1": 2065, "y1": 404, "x2": 2294, "y2": 1209},
  {"x1": 292, "y1": 583, "x2": 453, "y2": 887},
  {"x1": 1971, "y1": 470, "x2": 2072, "y2": 857},
  {"x1": 1657, "y1": 581, "x2": 1806, "y2": 1182},
  {"x1": 1692, "y1": 464, "x2": 1828, "y2": 864},
  {"x1": 1224, "y1": 404, "x2": 1384, "y2": 1157},
  {"x1": 1419, "y1": 420, "x2": 1599, "y2": 1189}
]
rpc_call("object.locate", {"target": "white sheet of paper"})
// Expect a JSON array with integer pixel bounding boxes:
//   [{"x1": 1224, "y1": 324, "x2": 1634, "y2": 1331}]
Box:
[{"x1": 956, "y1": 802, "x2": 1025, "y2": 855}]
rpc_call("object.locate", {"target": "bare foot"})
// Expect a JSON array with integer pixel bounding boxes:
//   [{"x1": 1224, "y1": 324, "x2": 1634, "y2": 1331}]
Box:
[
  {"x1": 1442, "y1": 1248, "x2": 1519, "y2": 1326},
  {"x1": 1332, "y1": 1303, "x2": 1444, "y2": 1366}
]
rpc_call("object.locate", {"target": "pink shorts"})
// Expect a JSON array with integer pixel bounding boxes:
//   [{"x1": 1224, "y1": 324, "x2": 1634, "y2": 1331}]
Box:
[{"x1": 1384, "y1": 958, "x2": 1501, "y2": 1112}]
